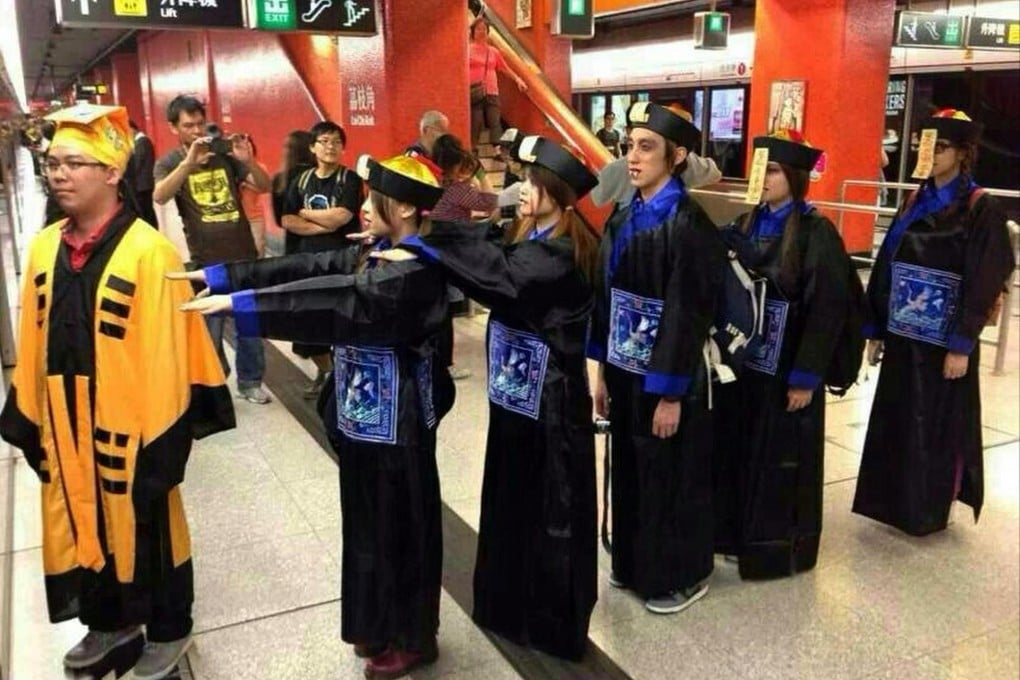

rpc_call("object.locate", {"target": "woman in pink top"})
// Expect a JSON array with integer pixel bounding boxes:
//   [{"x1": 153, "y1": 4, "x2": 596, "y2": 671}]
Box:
[{"x1": 469, "y1": 16, "x2": 527, "y2": 149}]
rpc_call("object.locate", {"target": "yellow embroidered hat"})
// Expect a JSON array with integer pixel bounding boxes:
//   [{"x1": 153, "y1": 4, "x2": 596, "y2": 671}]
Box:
[{"x1": 45, "y1": 104, "x2": 134, "y2": 172}]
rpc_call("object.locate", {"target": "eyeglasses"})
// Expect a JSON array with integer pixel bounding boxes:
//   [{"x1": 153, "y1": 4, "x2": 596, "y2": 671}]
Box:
[
  {"x1": 43, "y1": 159, "x2": 107, "y2": 174},
  {"x1": 933, "y1": 141, "x2": 955, "y2": 154},
  {"x1": 315, "y1": 138, "x2": 343, "y2": 148}
]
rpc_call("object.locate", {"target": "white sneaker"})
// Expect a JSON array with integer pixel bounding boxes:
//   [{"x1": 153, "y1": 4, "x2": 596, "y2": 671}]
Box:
[
  {"x1": 645, "y1": 582, "x2": 709, "y2": 615},
  {"x1": 63, "y1": 627, "x2": 142, "y2": 669},
  {"x1": 608, "y1": 572, "x2": 625, "y2": 588},
  {"x1": 132, "y1": 636, "x2": 194, "y2": 680},
  {"x1": 238, "y1": 386, "x2": 272, "y2": 404}
]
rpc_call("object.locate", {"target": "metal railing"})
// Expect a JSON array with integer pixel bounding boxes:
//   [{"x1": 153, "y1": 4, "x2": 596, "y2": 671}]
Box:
[
  {"x1": 837, "y1": 178, "x2": 1020, "y2": 235},
  {"x1": 989, "y1": 220, "x2": 1020, "y2": 376}
]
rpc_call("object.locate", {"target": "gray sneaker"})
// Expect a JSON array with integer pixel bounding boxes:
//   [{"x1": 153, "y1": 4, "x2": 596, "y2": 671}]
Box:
[
  {"x1": 645, "y1": 582, "x2": 709, "y2": 615},
  {"x1": 64, "y1": 627, "x2": 142, "y2": 669},
  {"x1": 239, "y1": 386, "x2": 272, "y2": 404},
  {"x1": 132, "y1": 636, "x2": 194, "y2": 680}
]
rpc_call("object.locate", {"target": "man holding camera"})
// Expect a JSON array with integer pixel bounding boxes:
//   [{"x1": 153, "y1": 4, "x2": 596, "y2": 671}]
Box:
[{"x1": 154, "y1": 95, "x2": 273, "y2": 404}]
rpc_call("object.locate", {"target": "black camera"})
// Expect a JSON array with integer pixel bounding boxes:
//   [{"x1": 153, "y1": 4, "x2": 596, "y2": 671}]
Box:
[{"x1": 204, "y1": 123, "x2": 233, "y2": 155}]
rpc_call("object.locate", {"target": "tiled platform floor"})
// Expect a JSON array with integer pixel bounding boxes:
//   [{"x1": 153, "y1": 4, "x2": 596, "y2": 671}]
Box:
[{"x1": 2, "y1": 192, "x2": 1017, "y2": 679}]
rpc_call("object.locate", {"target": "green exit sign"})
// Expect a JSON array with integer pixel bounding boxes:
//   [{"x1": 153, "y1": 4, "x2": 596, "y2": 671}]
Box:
[
  {"x1": 256, "y1": 0, "x2": 296, "y2": 31},
  {"x1": 695, "y1": 11, "x2": 730, "y2": 50},
  {"x1": 553, "y1": 0, "x2": 593, "y2": 38},
  {"x1": 708, "y1": 14, "x2": 725, "y2": 31},
  {"x1": 568, "y1": 0, "x2": 585, "y2": 16}
]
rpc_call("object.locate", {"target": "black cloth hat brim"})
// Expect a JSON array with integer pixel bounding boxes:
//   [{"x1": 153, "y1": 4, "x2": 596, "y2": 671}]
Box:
[
  {"x1": 923, "y1": 116, "x2": 979, "y2": 145},
  {"x1": 627, "y1": 102, "x2": 701, "y2": 150},
  {"x1": 516, "y1": 136, "x2": 599, "y2": 198},
  {"x1": 752, "y1": 136, "x2": 823, "y2": 171}
]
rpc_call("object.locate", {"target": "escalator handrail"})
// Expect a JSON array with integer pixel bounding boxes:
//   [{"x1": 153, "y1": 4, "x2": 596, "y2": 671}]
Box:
[{"x1": 478, "y1": 5, "x2": 613, "y2": 173}]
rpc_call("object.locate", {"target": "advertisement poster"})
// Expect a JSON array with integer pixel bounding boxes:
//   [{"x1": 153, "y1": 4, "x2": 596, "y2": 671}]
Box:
[
  {"x1": 768, "y1": 80, "x2": 806, "y2": 133},
  {"x1": 516, "y1": 0, "x2": 532, "y2": 29},
  {"x1": 709, "y1": 88, "x2": 744, "y2": 141}
]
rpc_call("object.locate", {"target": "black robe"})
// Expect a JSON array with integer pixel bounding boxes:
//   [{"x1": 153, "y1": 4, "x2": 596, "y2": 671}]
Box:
[
  {"x1": 209, "y1": 246, "x2": 451, "y2": 651},
  {"x1": 853, "y1": 187, "x2": 1014, "y2": 536},
  {"x1": 713, "y1": 206, "x2": 851, "y2": 579},
  {"x1": 402, "y1": 222, "x2": 597, "y2": 660},
  {"x1": 588, "y1": 180, "x2": 725, "y2": 598}
]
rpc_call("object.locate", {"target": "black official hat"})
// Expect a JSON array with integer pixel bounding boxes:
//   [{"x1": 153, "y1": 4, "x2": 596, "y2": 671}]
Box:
[
  {"x1": 922, "y1": 108, "x2": 979, "y2": 145},
  {"x1": 753, "y1": 130, "x2": 823, "y2": 171},
  {"x1": 626, "y1": 101, "x2": 701, "y2": 151},
  {"x1": 516, "y1": 135, "x2": 599, "y2": 198},
  {"x1": 497, "y1": 127, "x2": 523, "y2": 158},
  {"x1": 355, "y1": 154, "x2": 444, "y2": 210}
]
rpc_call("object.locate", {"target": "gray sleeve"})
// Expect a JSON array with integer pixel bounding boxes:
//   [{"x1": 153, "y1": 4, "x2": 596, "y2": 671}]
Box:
[
  {"x1": 153, "y1": 150, "x2": 182, "y2": 182},
  {"x1": 681, "y1": 153, "x2": 722, "y2": 189},
  {"x1": 590, "y1": 157, "x2": 630, "y2": 208}
]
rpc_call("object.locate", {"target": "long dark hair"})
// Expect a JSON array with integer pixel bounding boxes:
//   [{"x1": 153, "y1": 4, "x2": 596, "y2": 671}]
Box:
[
  {"x1": 273, "y1": 130, "x2": 315, "y2": 194},
  {"x1": 432, "y1": 133, "x2": 478, "y2": 184},
  {"x1": 507, "y1": 165, "x2": 600, "y2": 283},
  {"x1": 739, "y1": 163, "x2": 811, "y2": 291}
]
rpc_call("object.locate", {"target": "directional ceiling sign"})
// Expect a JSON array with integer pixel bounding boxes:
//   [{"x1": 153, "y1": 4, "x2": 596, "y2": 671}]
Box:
[
  {"x1": 252, "y1": 0, "x2": 377, "y2": 35},
  {"x1": 55, "y1": 0, "x2": 248, "y2": 30}
]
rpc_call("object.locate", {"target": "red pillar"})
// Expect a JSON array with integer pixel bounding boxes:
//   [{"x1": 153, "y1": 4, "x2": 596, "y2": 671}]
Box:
[
  {"x1": 110, "y1": 53, "x2": 145, "y2": 130},
  {"x1": 336, "y1": 0, "x2": 470, "y2": 160},
  {"x1": 748, "y1": 0, "x2": 895, "y2": 254}
]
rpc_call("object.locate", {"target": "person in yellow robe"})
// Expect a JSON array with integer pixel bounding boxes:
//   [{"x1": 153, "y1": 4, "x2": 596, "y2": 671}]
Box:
[{"x1": 0, "y1": 103, "x2": 235, "y2": 680}]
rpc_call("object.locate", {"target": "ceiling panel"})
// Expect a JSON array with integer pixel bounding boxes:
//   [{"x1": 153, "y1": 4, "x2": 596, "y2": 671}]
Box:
[{"x1": 16, "y1": 0, "x2": 131, "y2": 102}]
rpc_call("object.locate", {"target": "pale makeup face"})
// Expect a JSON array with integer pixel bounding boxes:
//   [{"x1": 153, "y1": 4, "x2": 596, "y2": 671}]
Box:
[
  {"x1": 517, "y1": 171, "x2": 557, "y2": 220},
  {"x1": 625, "y1": 127, "x2": 685, "y2": 196},
  {"x1": 761, "y1": 162, "x2": 791, "y2": 206}
]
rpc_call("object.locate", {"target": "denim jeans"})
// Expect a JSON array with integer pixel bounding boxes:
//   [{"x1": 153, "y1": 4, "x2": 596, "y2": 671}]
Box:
[{"x1": 204, "y1": 315, "x2": 265, "y2": 389}]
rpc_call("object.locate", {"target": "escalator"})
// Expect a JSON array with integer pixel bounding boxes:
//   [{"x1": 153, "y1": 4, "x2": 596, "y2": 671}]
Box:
[{"x1": 473, "y1": 4, "x2": 615, "y2": 230}]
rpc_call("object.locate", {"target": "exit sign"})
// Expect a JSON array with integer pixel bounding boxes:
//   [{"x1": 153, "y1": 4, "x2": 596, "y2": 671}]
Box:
[
  {"x1": 552, "y1": 0, "x2": 593, "y2": 38},
  {"x1": 694, "y1": 11, "x2": 730, "y2": 50}
]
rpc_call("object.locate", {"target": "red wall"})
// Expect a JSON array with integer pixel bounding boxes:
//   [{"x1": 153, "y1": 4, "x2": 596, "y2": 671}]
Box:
[
  {"x1": 749, "y1": 0, "x2": 895, "y2": 253},
  {"x1": 110, "y1": 53, "x2": 145, "y2": 132}
]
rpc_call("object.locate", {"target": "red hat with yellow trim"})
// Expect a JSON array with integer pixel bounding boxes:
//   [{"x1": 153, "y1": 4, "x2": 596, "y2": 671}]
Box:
[{"x1": 922, "y1": 108, "x2": 979, "y2": 145}]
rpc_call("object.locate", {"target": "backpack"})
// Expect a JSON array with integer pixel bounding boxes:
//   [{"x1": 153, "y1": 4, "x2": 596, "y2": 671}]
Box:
[
  {"x1": 824, "y1": 256, "x2": 867, "y2": 396},
  {"x1": 296, "y1": 166, "x2": 348, "y2": 204},
  {"x1": 704, "y1": 249, "x2": 768, "y2": 386}
]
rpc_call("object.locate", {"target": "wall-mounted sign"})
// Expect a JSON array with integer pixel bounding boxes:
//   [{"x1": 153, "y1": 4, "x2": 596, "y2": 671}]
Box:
[
  {"x1": 965, "y1": 16, "x2": 1020, "y2": 50},
  {"x1": 252, "y1": 0, "x2": 377, "y2": 35},
  {"x1": 694, "y1": 11, "x2": 730, "y2": 50},
  {"x1": 551, "y1": 0, "x2": 593, "y2": 39},
  {"x1": 894, "y1": 11, "x2": 966, "y2": 49},
  {"x1": 56, "y1": 0, "x2": 247, "y2": 30},
  {"x1": 75, "y1": 83, "x2": 108, "y2": 98},
  {"x1": 348, "y1": 83, "x2": 376, "y2": 127},
  {"x1": 885, "y1": 78, "x2": 907, "y2": 116},
  {"x1": 515, "y1": 0, "x2": 532, "y2": 29}
]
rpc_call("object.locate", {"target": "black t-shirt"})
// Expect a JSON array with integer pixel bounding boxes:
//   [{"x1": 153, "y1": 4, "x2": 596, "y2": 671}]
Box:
[
  {"x1": 282, "y1": 166, "x2": 363, "y2": 253},
  {"x1": 153, "y1": 149, "x2": 255, "y2": 265},
  {"x1": 596, "y1": 128, "x2": 621, "y2": 157}
]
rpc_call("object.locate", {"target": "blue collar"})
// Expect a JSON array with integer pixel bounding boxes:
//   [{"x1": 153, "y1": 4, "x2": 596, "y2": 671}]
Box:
[
  {"x1": 608, "y1": 177, "x2": 686, "y2": 283},
  {"x1": 530, "y1": 222, "x2": 557, "y2": 241},
  {"x1": 367, "y1": 238, "x2": 393, "y2": 269},
  {"x1": 879, "y1": 175, "x2": 975, "y2": 262}
]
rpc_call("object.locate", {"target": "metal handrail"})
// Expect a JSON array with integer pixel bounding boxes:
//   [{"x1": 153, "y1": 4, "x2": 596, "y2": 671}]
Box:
[
  {"x1": 838, "y1": 178, "x2": 1020, "y2": 234},
  {"x1": 689, "y1": 187, "x2": 900, "y2": 218}
]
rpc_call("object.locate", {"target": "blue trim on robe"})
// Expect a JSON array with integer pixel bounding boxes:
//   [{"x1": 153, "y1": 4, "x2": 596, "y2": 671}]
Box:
[
  {"x1": 529, "y1": 223, "x2": 556, "y2": 241},
  {"x1": 205, "y1": 264, "x2": 230, "y2": 294},
  {"x1": 644, "y1": 371, "x2": 691, "y2": 397},
  {"x1": 586, "y1": 340, "x2": 606, "y2": 363},
  {"x1": 947, "y1": 333, "x2": 976, "y2": 355},
  {"x1": 862, "y1": 322, "x2": 879, "y2": 340},
  {"x1": 400, "y1": 234, "x2": 441, "y2": 263},
  {"x1": 231, "y1": 290, "x2": 261, "y2": 338},
  {"x1": 607, "y1": 177, "x2": 685, "y2": 285},
  {"x1": 787, "y1": 369, "x2": 821, "y2": 390}
]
